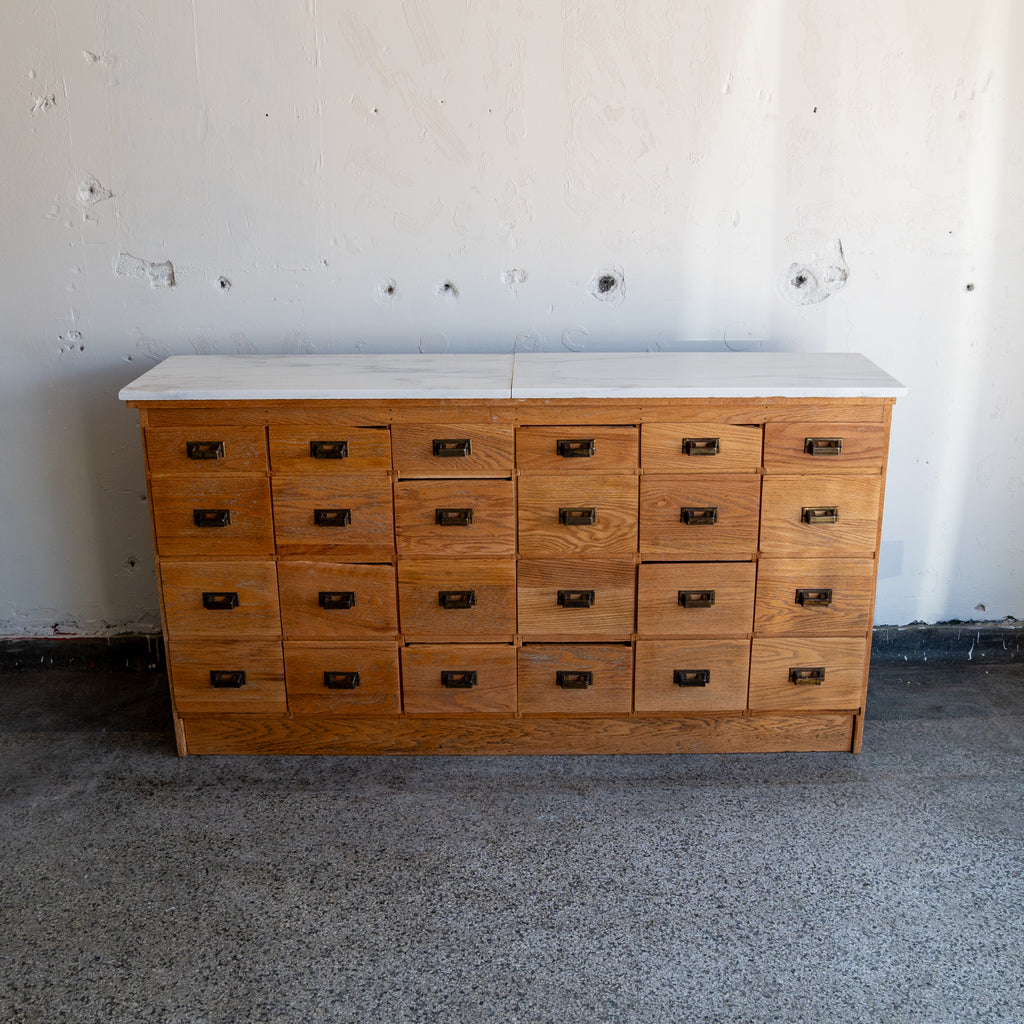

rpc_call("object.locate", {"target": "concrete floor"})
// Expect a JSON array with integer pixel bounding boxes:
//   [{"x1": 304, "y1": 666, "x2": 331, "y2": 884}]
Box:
[{"x1": 2, "y1": 655, "x2": 1022, "y2": 1024}]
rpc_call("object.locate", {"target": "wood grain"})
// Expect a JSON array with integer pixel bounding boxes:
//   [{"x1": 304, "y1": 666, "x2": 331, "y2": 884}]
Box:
[
  {"x1": 517, "y1": 558, "x2": 635, "y2": 639},
  {"x1": 637, "y1": 562, "x2": 755, "y2": 637},
  {"x1": 394, "y1": 479, "x2": 516, "y2": 556},
  {"x1": 749, "y1": 637, "x2": 868, "y2": 711},
  {"x1": 515, "y1": 424, "x2": 638, "y2": 473},
  {"x1": 159, "y1": 559, "x2": 281, "y2": 638},
  {"x1": 398, "y1": 558, "x2": 516, "y2": 639},
  {"x1": 391, "y1": 422, "x2": 514, "y2": 477},
  {"x1": 639, "y1": 474, "x2": 760, "y2": 560},
  {"x1": 268, "y1": 425, "x2": 392, "y2": 476},
  {"x1": 763, "y1": 421, "x2": 888, "y2": 473},
  {"x1": 283, "y1": 641, "x2": 400, "y2": 715},
  {"x1": 641, "y1": 422, "x2": 762, "y2": 473},
  {"x1": 517, "y1": 643, "x2": 633, "y2": 715},
  {"x1": 181, "y1": 712, "x2": 855, "y2": 755},
  {"x1": 277, "y1": 562, "x2": 398, "y2": 639},
  {"x1": 167, "y1": 640, "x2": 287, "y2": 714},
  {"x1": 634, "y1": 639, "x2": 751, "y2": 713},
  {"x1": 401, "y1": 644, "x2": 518, "y2": 714},
  {"x1": 145, "y1": 426, "x2": 268, "y2": 475},
  {"x1": 754, "y1": 557, "x2": 875, "y2": 636}
]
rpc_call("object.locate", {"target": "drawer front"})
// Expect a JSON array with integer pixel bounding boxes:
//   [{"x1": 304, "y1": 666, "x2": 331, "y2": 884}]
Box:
[
  {"x1": 268, "y1": 425, "x2": 391, "y2": 476},
  {"x1": 284, "y1": 642, "x2": 400, "y2": 715},
  {"x1": 639, "y1": 475, "x2": 760, "y2": 560},
  {"x1": 150, "y1": 477, "x2": 274, "y2": 557},
  {"x1": 394, "y1": 479, "x2": 515, "y2": 556},
  {"x1": 749, "y1": 637, "x2": 867, "y2": 711},
  {"x1": 637, "y1": 562, "x2": 755, "y2": 637},
  {"x1": 517, "y1": 559, "x2": 635, "y2": 639},
  {"x1": 634, "y1": 639, "x2": 750, "y2": 713},
  {"x1": 763, "y1": 422, "x2": 887, "y2": 473},
  {"x1": 760, "y1": 475, "x2": 882, "y2": 557},
  {"x1": 641, "y1": 423, "x2": 762, "y2": 473},
  {"x1": 392, "y1": 422, "x2": 513, "y2": 477},
  {"x1": 160, "y1": 560, "x2": 280, "y2": 638},
  {"x1": 278, "y1": 562, "x2": 398, "y2": 639},
  {"x1": 167, "y1": 640, "x2": 286, "y2": 714},
  {"x1": 272, "y1": 476, "x2": 395, "y2": 558},
  {"x1": 401, "y1": 644, "x2": 518, "y2": 714},
  {"x1": 398, "y1": 559, "x2": 516, "y2": 639},
  {"x1": 518, "y1": 475, "x2": 638, "y2": 558},
  {"x1": 754, "y1": 558, "x2": 876, "y2": 636},
  {"x1": 146, "y1": 426, "x2": 268, "y2": 476},
  {"x1": 517, "y1": 644, "x2": 633, "y2": 715},
  {"x1": 516, "y1": 425, "x2": 638, "y2": 473}
]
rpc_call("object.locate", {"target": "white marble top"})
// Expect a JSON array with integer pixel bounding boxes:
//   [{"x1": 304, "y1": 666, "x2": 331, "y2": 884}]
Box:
[
  {"x1": 118, "y1": 353, "x2": 516, "y2": 401},
  {"x1": 119, "y1": 351, "x2": 905, "y2": 402},
  {"x1": 510, "y1": 352, "x2": 906, "y2": 398}
]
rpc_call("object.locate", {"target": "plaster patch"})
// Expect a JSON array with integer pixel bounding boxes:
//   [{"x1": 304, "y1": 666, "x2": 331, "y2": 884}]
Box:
[
  {"x1": 588, "y1": 266, "x2": 625, "y2": 303},
  {"x1": 77, "y1": 175, "x2": 113, "y2": 207},
  {"x1": 561, "y1": 327, "x2": 588, "y2": 352},
  {"x1": 781, "y1": 240, "x2": 848, "y2": 305},
  {"x1": 501, "y1": 268, "x2": 527, "y2": 294},
  {"x1": 419, "y1": 333, "x2": 449, "y2": 353},
  {"x1": 115, "y1": 252, "x2": 175, "y2": 289},
  {"x1": 31, "y1": 94, "x2": 57, "y2": 114},
  {"x1": 515, "y1": 332, "x2": 542, "y2": 352},
  {"x1": 231, "y1": 332, "x2": 258, "y2": 353}
]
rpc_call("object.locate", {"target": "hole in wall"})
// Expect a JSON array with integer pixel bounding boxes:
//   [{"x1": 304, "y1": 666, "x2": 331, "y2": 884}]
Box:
[{"x1": 588, "y1": 266, "x2": 625, "y2": 303}]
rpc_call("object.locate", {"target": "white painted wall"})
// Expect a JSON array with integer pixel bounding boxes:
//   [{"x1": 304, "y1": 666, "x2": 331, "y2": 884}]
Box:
[{"x1": 2, "y1": 0, "x2": 1021, "y2": 635}]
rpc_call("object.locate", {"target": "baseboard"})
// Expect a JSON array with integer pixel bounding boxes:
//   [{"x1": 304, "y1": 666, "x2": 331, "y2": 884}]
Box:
[{"x1": 0, "y1": 624, "x2": 1019, "y2": 673}]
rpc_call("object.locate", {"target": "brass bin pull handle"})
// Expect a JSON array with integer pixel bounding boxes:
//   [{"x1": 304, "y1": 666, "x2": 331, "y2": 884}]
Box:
[
  {"x1": 674, "y1": 669, "x2": 710, "y2": 687},
  {"x1": 790, "y1": 666, "x2": 826, "y2": 685},
  {"x1": 186, "y1": 440, "x2": 225, "y2": 460},
  {"x1": 681, "y1": 506, "x2": 718, "y2": 526},
  {"x1": 435, "y1": 508, "x2": 473, "y2": 526},
  {"x1": 324, "y1": 671, "x2": 360, "y2": 690},
  {"x1": 314, "y1": 508, "x2": 352, "y2": 527},
  {"x1": 558, "y1": 590, "x2": 595, "y2": 608},
  {"x1": 441, "y1": 670, "x2": 477, "y2": 689},
  {"x1": 194, "y1": 508, "x2": 231, "y2": 528},
  {"x1": 682, "y1": 437, "x2": 720, "y2": 456},
  {"x1": 439, "y1": 590, "x2": 476, "y2": 610},
  {"x1": 796, "y1": 588, "x2": 833, "y2": 607},
  {"x1": 802, "y1": 506, "x2": 838, "y2": 525},
  {"x1": 210, "y1": 670, "x2": 246, "y2": 688},
  {"x1": 556, "y1": 670, "x2": 592, "y2": 689},
  {"x1": 678, "y1": 590, "x2": 715, "y2": 608},
  {"x1": 557, "y1": 438, "x2": 596, "y2": 458},
  {"x1": 433, "y1": 438, "x2": 472, "y2": 458},
  {"x1": 310, "y1": 440, "x2": 348, "y2": 460},
  {"x1": 202, "y1": 591, "x2": 239, "y2": 610},
  {"x1": 559, "y1": 507, "x2": 597, "y2": 526},
  {"x1": 805, "y1": 437, "x2": 843, "y2": 456},
  {"x1": 319, "y1": 591, "x2": 356, "y2": 610}
]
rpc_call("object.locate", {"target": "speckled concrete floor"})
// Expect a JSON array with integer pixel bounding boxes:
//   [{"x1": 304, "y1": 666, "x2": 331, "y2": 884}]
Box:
[{"x1": 2, "y1": 658, "x2": 1022, "y2": 1024}]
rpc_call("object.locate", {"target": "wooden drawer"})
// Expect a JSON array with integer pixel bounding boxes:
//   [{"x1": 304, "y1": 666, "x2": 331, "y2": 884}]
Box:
[
  {"x1": 634, "y1": 639, "x2": 750, "y2": 713},
  {"x1": 268, "y1": 425, "x2": 391, "y2": 476},
  {"x1": 149, "y1": 476, "x2": 274, "y2": 557},
  {"x1": 160, "y1": 560, "x2": 280, "y2": 638},
  {"x1": 145, "y1": 426, "x2": 268, "y2": 475},
  {"x1": 518, "y1": 474, "x2": 638, "y2": 558},
  {"x1": 760, "y1": 475, "x2": 882, "y2": 557},
  {"x1": 754, "y1": 558, "x2": 875, "y2": 636},
  {"x1": 517, "y1": 559, "x2": 635, "y2": 639},
  {"x1": 391, "y1": 422, "x2": 513, "y2": 477},
  {"x1": 278, "y1": 562, "x2": 398, "y2": 639},
  {"x1": 749, "y1": 637, "x2": 867, "y2": 711},
  {"x1": 516, "y1": 425, "x2": 638, "y2": 473},
  {"x1": 641, "y1": 423, "x2": 762, "y2": 473},
  {"x1": 283, "y1": 642, "x2": 400, "y2": 715},
  {"x1": 637, "y1": 562, "x2": 755, "y2": 637},
  {"x1": 394, "y1": 479, "x2": 515, "y2": 556},
  {"x1": 763, "y1": 421, "x2": 887, "y2": 473},
  {"x1": 167, "y1": 640, "x2": 286, "y2": 714},
  {"x1": 401, "y1": 644, "x2": 517, "y2": 714},
  {"x1": 639, "y1": 475, "x2": 760, "y2": 560},
  {"x1": 398, "y1": 559, "x2": 516, "y2": 640},
  {"x1": 517, "y1": 644, "x2": 633, "y2": 715},
  {"x1": 272, "y1": 476, "x2": 395, "y2": 558}
]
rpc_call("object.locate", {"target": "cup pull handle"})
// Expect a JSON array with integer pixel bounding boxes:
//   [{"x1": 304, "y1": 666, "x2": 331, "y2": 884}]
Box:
[
  {"x1": 202, "y1": 591, "x2": 239, "y2": 610},
  {"x1": 193, "y1": 508, "x2": 231, "y2": 528},
  {"x1": 210, "y1": 670, "x2": 246, "y2": 688},
  {"x1": 319, "y1": 591, "x2": 356, "y2": 610},
  {"x1": 557, "y1": 589, "x2": 595, "y2": 608},
  {"x1": 439, "y1": 590, "x2": 476, "y2": 610},
  {"x1": 441, "y1": 670, "x2": 477, "y2": 689},
  {"x1": 435, "y1": 508, "x2": 473, "y2": 526},
  {"x1": 314, "y1": 508, "x2": 352, "y2": 527},
  {"x1": 790, "y1": 666, "x2": 826, "y2": 685},
  {"x1": 556, "y1": 438, "x2": 596, "y2": 458},
  {"x1": 682, "y1": 437, "x2": 720, "y2": 456},
  {"x1": 432, "y1": 438, "x2": 472, "y2": 458},
  {"x1": 310, "y1": 440, "x2": 349, "y2": 460},
  {"x1": 559, "y1": 507, "x2": 597, "y2": 526},
  {"x1": 802, "y1": 506, "x2": 838, "y2": 525},
  {"x1": 556, "y1": 670, "x2": 592, "y2": 689},
  {"x1": 678, "y1": 590, "x2": 715, "y2": 608},
  {"x1": 186, "y1": 441, "x2": 225, "y2": 460},
  {"x1": 674, "y1": 669, "x2": 710, "y2": 687},
  {"x1": 796, "y1": 588, "x2": 833, "y2": 607},
  {"x1": 324, "y1": 671, "x2": 360, "y2": 690},
  {"x1": 680, "y1": 506, "x2": 718, "y2": 525},
  {"x1": 805, "y1": 437, "x2": 843, "y2": 456}
]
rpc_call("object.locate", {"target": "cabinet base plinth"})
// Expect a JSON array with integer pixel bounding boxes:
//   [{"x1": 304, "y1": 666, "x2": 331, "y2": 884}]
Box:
[{"x1": 179, "y1": 712, "x2": 856, "y2": 755}]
